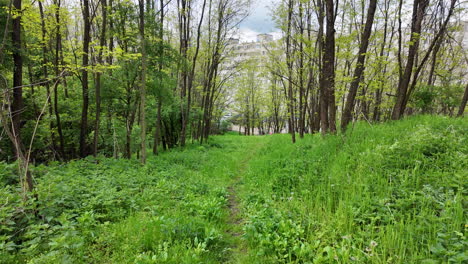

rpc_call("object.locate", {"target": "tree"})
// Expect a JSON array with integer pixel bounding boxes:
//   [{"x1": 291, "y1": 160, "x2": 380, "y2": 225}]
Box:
[
  {"x1": 341, "y1": 0, "x2": 377, "y2": 132},
  {"x1": 392, "y1": 0, "x2": 428, "y2": 120},
  {"x1": 285, "y1": 0, "x2": 295, "y2": 142},
  {"x1": 53, "y1": 0, "x2": 66, "y2": 158},
  {"x1": 458, "y1": 83, "x2": 468, "y2": 117},
  {"x1": 321, "y1": 0, "x2": 336, "y2": 133},
  {"x1": 94, "y1": 0, "x2": 107, "y2": 157},
  {"x1": 80, "y1": 0, "x2": 91, "y2": 157},
  {"x1": 139, "y1": 0, "x2": 147, "y2": 163},
  {"x1": 8, "y1": 0, "x2": 33, "y2": 192}
]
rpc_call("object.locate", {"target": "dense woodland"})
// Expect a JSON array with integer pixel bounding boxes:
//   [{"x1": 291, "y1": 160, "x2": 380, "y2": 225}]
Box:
[
  {"x1": 0, "y1": 0, "x2": 467, "y2": 262},
  {"x1": 233, "y1": 0, "x2": 467, "y2": 138},
  {"x1": 0, "y1": 0, "x2": 467, "y2": 182}
]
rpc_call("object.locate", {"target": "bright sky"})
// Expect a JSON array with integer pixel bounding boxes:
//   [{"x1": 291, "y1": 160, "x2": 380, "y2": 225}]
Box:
[{"x1": 237, "y1": 0, "x2": 280, "y2": 42}]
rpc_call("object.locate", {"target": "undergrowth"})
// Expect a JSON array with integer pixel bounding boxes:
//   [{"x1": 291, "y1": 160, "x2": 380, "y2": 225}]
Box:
[
  {"x1": 1, "y1": 137, "x2": 256, "y2": 263},
  {"x1": 1, "y1": 115, "x2": 466, "y2": 263}
]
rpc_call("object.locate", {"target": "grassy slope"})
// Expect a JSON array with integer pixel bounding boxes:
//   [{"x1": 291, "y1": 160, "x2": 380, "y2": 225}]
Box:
[
  {"x1": 0, "y1": 115, "x2": 466, "y2": 263},
  {"x1": 239, "y1": 115, "x2": 467, "y2": 263}
]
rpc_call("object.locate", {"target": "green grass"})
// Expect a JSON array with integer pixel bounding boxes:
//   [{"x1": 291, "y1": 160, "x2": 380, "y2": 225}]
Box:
[
  {"x1": 1, "y1": 115, "x2": 466, "y2": 263},
  {"x1": 239, "y1": 115, "x2": 467, "y2": 263}
]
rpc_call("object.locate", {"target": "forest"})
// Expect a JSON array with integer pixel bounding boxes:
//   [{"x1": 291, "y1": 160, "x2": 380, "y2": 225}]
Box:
[{"x1": 0, "y1": 0, "x2": 467, "y2": 263}]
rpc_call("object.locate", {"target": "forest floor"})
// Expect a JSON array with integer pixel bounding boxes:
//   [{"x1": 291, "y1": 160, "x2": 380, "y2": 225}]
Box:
[{"x1": 1, "y1": 115, "x2": 467, "y2": 263}]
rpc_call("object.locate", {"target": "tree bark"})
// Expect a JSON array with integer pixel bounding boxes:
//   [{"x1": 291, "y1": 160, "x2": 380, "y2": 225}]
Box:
[
  {"x1": 38, "y1": 1, "x2": 57, "y2": 157},
  {"x1": 53, "y1": 0, "x2": 65, "y2": 158},
  {"x1": 322, "y1": 0, "x2": 336, "y2": 133},
  {"x1": 153, "y1": 0, "x2": 165, "y2": 155},
  {"x1": 391, "y1": 0, "x2": 428, "y2": 120},
  {"x1": 138, "y1": 0, "x2": 147, "y2": 164},
  {"x1": 285, "y1": 0, "x2": 296, "y2": 143},
  {"x1": 341, "y1": 0, "x2": 377, "y2": 132},
  {"x1": 178, "y1": 0, "x2": 190, "y2": 146},
  {"x1": 402, "y1": 0, "x2": 457, "y2": 113},
  {"x1": 316, "y1": 0, "x2": 328, "y2": 134},
  {"x1": 94, "y1": 0, "x2": 107, "y2": 157},
  {"x1": 298, "y1": 1, "x2": 307, "y2": 138},
  {"x1": 181, "y1": 0, "x2": 207, "y2": 146},
  {"x1": 80, "y1": 0, "x2": 91, "y2": 157},
  {"x1": 11, "y1": 0, "x2": 33, "y2": 192},
  {"x1": 457, "y1": 83, "x2": 468, "y2": 117},
  {"x1": 153, "y1": 100, "x2": 162, "y2": 154}
]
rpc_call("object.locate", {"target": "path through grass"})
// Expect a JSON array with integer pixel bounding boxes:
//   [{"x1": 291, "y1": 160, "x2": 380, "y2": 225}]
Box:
[{"x1": 1, "y1": 116, "x2": 466, "y2": 263}]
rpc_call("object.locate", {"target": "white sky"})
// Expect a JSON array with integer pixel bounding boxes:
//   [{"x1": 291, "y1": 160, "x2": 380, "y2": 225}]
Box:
[{"x1": 237, "y1": 0, "x2": 281, "y2": 42}]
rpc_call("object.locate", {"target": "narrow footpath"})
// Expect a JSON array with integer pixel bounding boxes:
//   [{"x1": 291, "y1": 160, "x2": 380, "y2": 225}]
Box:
[{"x1": 225, "y1": 137, "x2": 265, "y2": 263}]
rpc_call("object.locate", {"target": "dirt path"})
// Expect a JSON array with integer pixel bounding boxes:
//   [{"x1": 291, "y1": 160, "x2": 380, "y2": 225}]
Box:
[
  {"x1": 227, "y1": 183, "x2": 243, "y2": 236},
  {"x1": 225, "y1": 164, "x2": 248, "y2": 262},
  {"x1": 225, "y1": 138, "x2": 265, "y2": 263}
]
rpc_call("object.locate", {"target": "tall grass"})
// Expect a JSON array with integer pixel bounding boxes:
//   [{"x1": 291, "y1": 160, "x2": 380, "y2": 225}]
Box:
[
  {"x1": 239, "y1": 115, "x2": 467, "y2": 263},
  {"x1": 1, "y1": 115, "x2": 465, "y2": 263}
]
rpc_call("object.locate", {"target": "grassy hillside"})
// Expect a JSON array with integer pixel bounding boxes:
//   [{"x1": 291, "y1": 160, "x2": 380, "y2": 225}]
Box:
[
  {"x1": 1, "y1": 116, "x2": 466, "y2": 263},
  {"x1": 237, "y1": 115, "x2": 467, "y2": 263}
]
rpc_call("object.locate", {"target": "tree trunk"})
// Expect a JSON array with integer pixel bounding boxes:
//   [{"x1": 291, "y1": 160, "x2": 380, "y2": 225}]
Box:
[
  {"x1": 80, "y1": 0, "x2": 91, "y2": 157},
  {"x1": 285, "y1": 0, "x2": 296, "y2": 143},
  {"x1": 427, "y1": 37, "x2": 442, "y2": 87},
  {"x1": 94, "y1": 0, "x2": 107, "y2": 157},
  {"x1": 38, "y1": 1, "x2": 58, "y2": 157},
  {"x1": 392, "y1": 0, "x2": 428, "y2": 120},
  {"x1": 153, "y1": 0, "x2": 165, "y2": 155},
  {"x1": 138, "y1": 0, "x2": 147, "y2": 164},
  {"x1": 402, "y1": 0, "x2": 457, "y2": 113},
  {"x1": 298, "y1": 1, "x2": 305, "y2": 139},
  {"x1": 53, "y1": 0, "x2": 65, "y2": 158},
  {"x1": 182, "y1": 0, "x2": 207, "y2": 146},
  {"x1": 341, "y1": 0, "x2": 377, "y2": 132},
  {"x1": 457, "y1": 83, "x2": 468, "y2": 117},
  {"x1": 178, "y1": 0, "x2": 190, "y2": 146},
  {"x1": 323, "y1": 0, "x2": 336, "y2": 133},
  {"x1": 11, "y1": 0, "x2": 33, "y2": 192},
  {"x1": 316, "y1": 0, "x2": 328, "y2": 134},
  {"x1": 153, "y1": 100, "x2": 162, "y2": 154}
]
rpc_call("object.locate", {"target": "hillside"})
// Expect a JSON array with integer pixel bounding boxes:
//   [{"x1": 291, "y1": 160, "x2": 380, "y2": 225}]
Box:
[{"x1": 1, "y1": 116, "x2": 467, "y2": 263}]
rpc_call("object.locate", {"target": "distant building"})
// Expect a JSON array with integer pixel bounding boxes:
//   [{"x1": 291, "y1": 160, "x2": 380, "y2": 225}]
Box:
[
  {"x1": 227, "y1": 38, "x2": 240, "y2": 45},
  {"x1": 257, "y1": 33, "x2": 274, "y2": 42},
  {"x1": 459, "y1": 20, "x2": 468, "y2": 50},
  {"x1": 224, "y1": 33, "x2": 274, "y2": 68},
  {"x1": 221, "y1": 34, "x2": 277, "y2": 134}
]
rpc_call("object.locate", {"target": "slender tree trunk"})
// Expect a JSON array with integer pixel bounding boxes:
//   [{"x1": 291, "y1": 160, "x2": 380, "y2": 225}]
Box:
[
  {"x1": 53, "y1": 0, "x2": 65, "y2": 158},
  {"x1": 38, "y1": 1, "x2": 58, "y2": 157},
  {"x1": 182, "y1": 0, "x2": 207, "y2": 146},
  {"x1": 126, "y1": 123, "x2": 132, "y2": 159},
  {"x1": 323, "y1": 0, "x2": 336, "y2": 133},
  {"x1": 298, "y1": 1, "x2": 305, "y2": 139},
  {"x1": 108, "y1": 0, "x2": 114, "y2": 67},
  {"x1": 11, "y1": 0, "x2": 33, "y2": 192},
  {"x1": 80, "y1": 0, "x2": 91, "y2": 157},
  {"x1": 285, "y1": 0, "x2": 296, "y2": 143},
  {"x1": 458, "y1": 83, "x2": 468, "y2": 117},
  {"x1": 153, "y1": 0, "x2": 165, "y2": 155},
  {"x1": 316, "y1": 0, "x2": 328, "y2": 134},
  {"x1": 124, "y1": 84, "x2": 137, "y2": 158},
  {"x1": 402, "y1": 0, "x2": 457, "y2": 113},
  {"x1": 94, "y1": 0, "x2": 107, "y2": 157},
  {"x1": 341, "y1": 0, "x2": 377, "y2": 132},
  {"x1": 178, "y1": 0, "x2": 190, "y2": 146},
  {"x1": 392, "y1": 0, "x2": 428, "y2": 120},
  {"x1": 427, "y1": 37, "x2": 442, "y2": 86},
  {"x1": 153, "y1": 100, "x2": 162, "y2": 154},
  {"x1": 138, "y1": 0, "x2": 147, "y2": 164}
]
